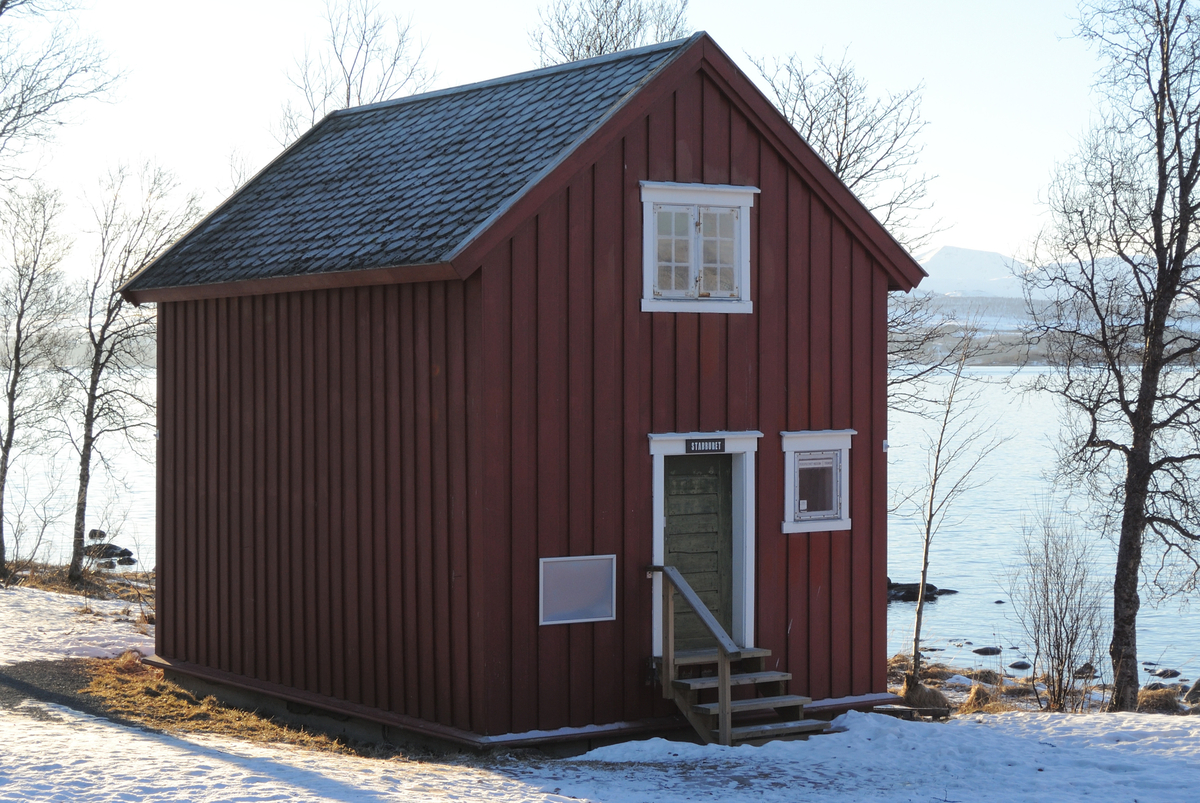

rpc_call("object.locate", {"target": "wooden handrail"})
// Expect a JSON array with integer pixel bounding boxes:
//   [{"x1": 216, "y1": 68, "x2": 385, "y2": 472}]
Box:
[
  {"x1": 650, "y1": 565, "x2": 741, "y2": 656},
  {"x1": 650, "y1": 564, "x2": 736, "y2": 746}
]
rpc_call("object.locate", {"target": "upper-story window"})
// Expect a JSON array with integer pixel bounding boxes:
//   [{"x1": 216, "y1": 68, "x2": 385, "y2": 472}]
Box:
[{"x1": 640, "y1": 182, "x2": 758, "y2": 314}]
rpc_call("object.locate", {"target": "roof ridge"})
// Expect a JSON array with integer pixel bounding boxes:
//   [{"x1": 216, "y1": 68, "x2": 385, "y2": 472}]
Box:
[{"x1": 332, "y1": 33, "x2": 701, "y2": 117}]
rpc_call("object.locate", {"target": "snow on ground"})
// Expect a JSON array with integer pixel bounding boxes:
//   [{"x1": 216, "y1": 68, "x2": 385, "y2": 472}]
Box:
[
  {"x1": 0, "y1": 585, "x2": 155, "y2": 665},
  {"x1": 4, "y1": 585, "x2": 1200, "y2": 802}
]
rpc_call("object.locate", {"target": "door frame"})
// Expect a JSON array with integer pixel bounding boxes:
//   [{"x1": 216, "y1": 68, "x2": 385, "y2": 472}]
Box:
[{"x1": 648, "y1": 430, "x2": 762, "y2": 656}]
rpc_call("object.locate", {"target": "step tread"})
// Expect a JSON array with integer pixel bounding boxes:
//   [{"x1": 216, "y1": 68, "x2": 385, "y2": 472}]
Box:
[
  {"x1": 692, "y1": 694, "x2": 811, "y2": 715},
  {"x1": 673, "y1": 647, "x2": 772, "y2": 666},
  {"x1": 720, "y1": 719, "x2": 830, "y2": 741},
  {"x1": 672, "y1": 670, "x2": 791, "y2": 691}
]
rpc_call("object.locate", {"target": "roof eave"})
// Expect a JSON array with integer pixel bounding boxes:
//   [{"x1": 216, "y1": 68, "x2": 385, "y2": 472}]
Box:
[{"x1": 121, "y1": 261, "x2": 459, "y2": 305}]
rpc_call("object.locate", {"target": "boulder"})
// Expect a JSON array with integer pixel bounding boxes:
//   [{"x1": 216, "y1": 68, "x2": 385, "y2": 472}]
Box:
[
  {"x1": 972, "y1": 646, "x2": 1002, "y2": 656},
  {"x1": 887, "y1": 582, "x2": 940, "y2": 602},
  {"x1": 84, "y1": 543, "x2": 133, "y2": 560},
  {"x1": 1150, "y1": 667, "x2": 1181, "y2": 679},
  {"x1": 1073, "y1": 662, "x2": 1098, "y2": 680},
  {"x1": 87, "y1": 528, "x2": 107, "y2": 541},
  {"x1": 1008, "y1": 660, "x2": 1033, "y2": 670},
  {"x1": 1184, "y1": 678, "x2": 1200, "y2": 706}
]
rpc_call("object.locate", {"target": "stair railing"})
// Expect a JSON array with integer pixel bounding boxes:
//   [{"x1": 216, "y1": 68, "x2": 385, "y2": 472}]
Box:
[{"x1": 649, "y1": 564, "x2": 741, "y2": 746}]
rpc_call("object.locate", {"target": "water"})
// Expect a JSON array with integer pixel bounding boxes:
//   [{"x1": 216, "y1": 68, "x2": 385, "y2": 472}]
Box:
[{"x1": 886, "y1": 367, "x2": 1200, "y2": 682}]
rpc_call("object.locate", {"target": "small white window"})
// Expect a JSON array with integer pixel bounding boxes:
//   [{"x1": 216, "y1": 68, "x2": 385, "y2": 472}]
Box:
[
  {"x1": 539, "y1": 555, "x2": 617, "y2": 625},
  {"x1": 641, "y1": 182, "x2": 759, "y2": 314},
  {"x1": 781, "y1": 430, "x2": 855, "y2": 533}
]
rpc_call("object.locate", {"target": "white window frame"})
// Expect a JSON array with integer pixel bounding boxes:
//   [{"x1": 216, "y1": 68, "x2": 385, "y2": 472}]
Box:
[
  {"x1": 539, "y1": 554, "x2": 617, "y2": 625},
  {"x1": 648, "y1": 430, "x2": 763, "y2": 656},
  {"x1": 781, "y1": 429, "x2": 856, "y2": 534},
  {"x1": 640, "y1": 181, "x2": 759, "y2": 314}
]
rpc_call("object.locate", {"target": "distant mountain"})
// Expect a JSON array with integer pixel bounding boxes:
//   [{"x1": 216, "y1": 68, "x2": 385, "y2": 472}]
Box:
[{"x1": 914, "y1": 245, "x2": 1028, "y2": 298}]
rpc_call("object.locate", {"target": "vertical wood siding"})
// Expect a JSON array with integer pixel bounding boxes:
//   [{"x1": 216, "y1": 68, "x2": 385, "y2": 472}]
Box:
[
  {"x1": 158, "y1": 61, "x2": 893, "y2": 738},
  {"x1": 159, "y1": 281, "x2": 479, "y2": 730},
  {"x1": 472, "y1": 67, "x2": 890, "y2": 729}
]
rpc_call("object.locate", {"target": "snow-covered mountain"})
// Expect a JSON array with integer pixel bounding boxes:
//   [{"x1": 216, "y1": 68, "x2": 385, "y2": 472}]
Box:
[{"x1": 914, "y1": 245, "x2": 1028, "y2": 298}]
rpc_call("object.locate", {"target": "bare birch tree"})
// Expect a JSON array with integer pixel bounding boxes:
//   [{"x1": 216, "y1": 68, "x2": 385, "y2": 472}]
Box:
[
  {"x1": 0, "y1": 0, "x2": 116, "y2": 177},
  {"x1": 904, "y1": 347, "x2": 1005, "y2": 695},
  {"x1": 62, "y1": 164, "x2": 201, "y2": 582},
  {"x1": 0, "y1": 182, "x2": 71, "y2": 581},
  {"x1": 1008, "y1": 504, "x2": 1108, "y2": 712},
  {"x1": 1024, "y1": 0, "x2": 1200, "y2": 711},
  {"x1": 275, "y1": 0, "x2": 434, "y2": 147},
  {"x1": 530, "y1": 0, "x2": 690, "y2": 66}
]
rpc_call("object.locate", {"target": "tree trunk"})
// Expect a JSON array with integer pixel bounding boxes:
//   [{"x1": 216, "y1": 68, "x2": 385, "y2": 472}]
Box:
[
  {"x1": 66, "y1": 430, "x2": 93, "y2": 582},
  {"x1": 908, "y1": 519, "x2": 935, "y2": 687},
  {"x1": 67, "y1": 360, "x2": 101, "y2": 583},
  {"x1": 1109, "y1": 450, "x2": 1150, "y2": 711},
  {"x1": 0, "y1": 452, "x2": 8, "y2": 582}
]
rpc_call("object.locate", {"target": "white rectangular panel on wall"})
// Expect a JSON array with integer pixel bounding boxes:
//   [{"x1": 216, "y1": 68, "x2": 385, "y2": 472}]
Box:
[{"x1": 539, "y1": 555, "x2": 617, "y2": 625}]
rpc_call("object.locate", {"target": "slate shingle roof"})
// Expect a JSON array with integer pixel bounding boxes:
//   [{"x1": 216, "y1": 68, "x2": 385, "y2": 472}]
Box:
[{"x1": 125, "y1": 38, "x2": 692, "y2": 293}]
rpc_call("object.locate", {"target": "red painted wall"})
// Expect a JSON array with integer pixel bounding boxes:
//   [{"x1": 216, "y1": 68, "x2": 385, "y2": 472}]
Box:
[{"x1": 156, "y1": 59, "x2": 891, "y2": 738}]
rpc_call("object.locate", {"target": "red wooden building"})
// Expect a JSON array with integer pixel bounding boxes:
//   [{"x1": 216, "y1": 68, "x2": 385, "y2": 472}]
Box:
[{"x1": 124, "y1": 33, "x2": 925, "y2": 748}]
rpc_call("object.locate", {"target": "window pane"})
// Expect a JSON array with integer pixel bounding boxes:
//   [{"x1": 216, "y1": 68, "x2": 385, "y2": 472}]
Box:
[
  {"x1": 541, "y1": 556, "x2": 615, "y2": 624},
  {"x1": 675, "y1": 238, "x2": 689, "y2": 264},
  {"x1": 703, "y1": 239, "x2": 717, "y2": 264},
  {"x1": 674, "y1": 211, "x2": 690, "y2": 237},
  {"x1": 796, "y1": 452, "x2": 837, "y2": 519},
  {"x1": 657, "y1": 210, "x2": 673, "y2": 236},
  {"x1": 657, "y1": 239, "x2": 673, "y2": 262},
  {"x1": 658, "y1": 265, "x2": 673, "y2": 291},
  {"x1": 722, "y1": 210, "x2": 736, "y2": 237},
  {"x1": 675, "y1": 264, "x2": 688, "y2": 290},
  {"x1": 720, "y1": 266, "x2": 734, "y2": 293},
  {"x1": 702, "y1": 211, "x2": 717, "y2": 236},
  {"x1": 719, "y1": 240, "x2": 735, "y2": 266},
  {"x1": 701, "y1": 266, "x2": 717, "y2": 293}
]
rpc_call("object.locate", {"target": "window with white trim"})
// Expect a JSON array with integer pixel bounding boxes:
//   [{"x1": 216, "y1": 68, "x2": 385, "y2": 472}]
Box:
[
  {"x1": 781, "y1": 430, "x2": 855, "y2": 533},
  {"x1": 641, "y1": 181, "x2": 759, "y2": 314}
]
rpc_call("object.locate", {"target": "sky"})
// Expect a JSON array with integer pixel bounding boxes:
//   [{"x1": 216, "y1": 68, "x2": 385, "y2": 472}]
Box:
[{"x1": 14, "y1": 0, "x2": 1099, "y2": 273}]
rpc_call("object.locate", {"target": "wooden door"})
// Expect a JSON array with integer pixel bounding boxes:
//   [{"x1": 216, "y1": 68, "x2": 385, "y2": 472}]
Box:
[{"x1": 664, "y1": 454, "x2": 734, "y2": 651}]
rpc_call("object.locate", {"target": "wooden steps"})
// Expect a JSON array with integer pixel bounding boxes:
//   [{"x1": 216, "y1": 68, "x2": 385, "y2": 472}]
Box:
[
  {"x1": 720, "y1": 718, "x2": 829, "y2": 743},
  {"x1": 692, "y1": 693, "x2": 811, "y2": 716},
  {"x1": 663, "y1": 649, "x2": 828, "y2": 746},
  {"x1": 673, "y1": 647, "x2": 772, "y2": 666},
  {"x1": 652, "y1": 564, "x2": 827, "y2": 746},
  {"x1": 673, "y1": 670, "x2": 791, "y2": 691}
]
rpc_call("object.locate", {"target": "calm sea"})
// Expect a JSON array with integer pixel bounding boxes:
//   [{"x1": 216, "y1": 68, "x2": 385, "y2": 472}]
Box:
[{"x1": 887, "y1": 366, "x2": 1200, "y2": 682}]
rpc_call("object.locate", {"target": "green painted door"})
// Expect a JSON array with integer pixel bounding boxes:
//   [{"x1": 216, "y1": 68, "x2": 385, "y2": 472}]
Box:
[{"x1": 664, "y1": 454, "x2": 734, "y2": 651}]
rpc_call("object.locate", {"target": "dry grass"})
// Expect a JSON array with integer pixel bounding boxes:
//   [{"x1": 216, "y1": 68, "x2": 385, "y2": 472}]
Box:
[
  {"x1": 79, "y1": 652, "x2": 400, "y2": 757},
  {"x1": 1137, "y1": 687, "x2": 1183, "y2": 714},
  {"x1": 961, "y1": 668, "x2": 1003, "y2": 686},
  {"x1": 900, "y1": 677, "x2": 950, "y2": 709},
  {"x1": 14, "y1": 564, "x2": 155, "y2": 609}
]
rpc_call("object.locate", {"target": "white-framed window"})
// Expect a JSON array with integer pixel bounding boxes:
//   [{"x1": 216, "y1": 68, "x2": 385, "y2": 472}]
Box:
[
  {"x1": 641, "y1": 181, "x2": 759, "y2": 314},
  {"x1": 539, "y1": 555, "x2": 617, "y2": 625},
  {"x1": 781, "y1": 429, "x2": 856, "y2": 533}
]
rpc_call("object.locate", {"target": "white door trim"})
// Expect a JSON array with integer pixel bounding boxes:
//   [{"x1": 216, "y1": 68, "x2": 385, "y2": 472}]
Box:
[{"x1": 648, "y1": 430, "x2": 763, "y2": 657}]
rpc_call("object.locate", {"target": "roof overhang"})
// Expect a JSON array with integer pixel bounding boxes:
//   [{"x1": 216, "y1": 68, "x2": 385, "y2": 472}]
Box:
[{"x1": 121, "y1": 261, "x2": 458, "y2": 305}]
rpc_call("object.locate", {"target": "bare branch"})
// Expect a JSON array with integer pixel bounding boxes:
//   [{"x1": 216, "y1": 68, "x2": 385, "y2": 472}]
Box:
[
  {"x1": 749, "y1": 50, "x2": 940, "y2": 252},
  {"x1": 274, "y1": 0, "x2": 434, "y2": 148},
  {"x1": 529, "y1": 0, "x2": 690, "y2": 67}
]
